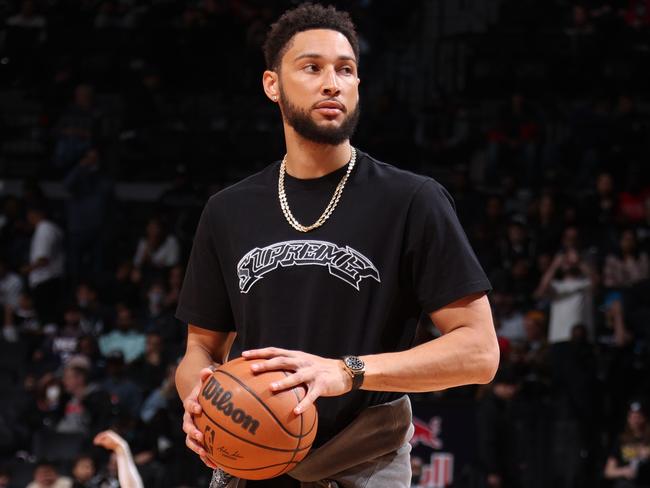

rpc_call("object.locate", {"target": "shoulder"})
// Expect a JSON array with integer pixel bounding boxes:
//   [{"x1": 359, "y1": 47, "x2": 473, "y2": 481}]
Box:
[
  {"x1": 210, "y1": 164, "x2": 277, "y2": 205},
  {"x1": 356, "y1": 150, "x2": 450, "y2": 204}
]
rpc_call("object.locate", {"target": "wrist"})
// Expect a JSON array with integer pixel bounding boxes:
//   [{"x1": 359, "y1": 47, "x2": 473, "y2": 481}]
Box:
[{"x1": 340, "y1": 355, "x2": 365, "y2": 390}]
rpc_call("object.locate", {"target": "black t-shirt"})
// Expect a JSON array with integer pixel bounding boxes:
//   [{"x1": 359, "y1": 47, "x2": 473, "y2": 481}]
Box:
[{"x1": 176, "y1": 150, "x2": 490, "y2": 446}]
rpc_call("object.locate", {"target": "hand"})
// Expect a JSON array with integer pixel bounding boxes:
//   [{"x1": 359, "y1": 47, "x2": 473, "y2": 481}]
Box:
[
  {"x1": 551, "y1": 253, "x2": 564, "y2": 269},
  {"x1": 242, "y1": 347, "x2": 353, "y2": 415},
  {"x1": 182, "y1": 366, "x2": 218, "y2": 469},
  {"x1": 93, "y1": 430, "x2": 128, "y2": 454}
]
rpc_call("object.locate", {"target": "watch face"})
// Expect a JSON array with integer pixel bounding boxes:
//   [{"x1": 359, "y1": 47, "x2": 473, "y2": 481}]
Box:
[{"x1": 345, "y1": 356, "x2": 365, "y2": 372}]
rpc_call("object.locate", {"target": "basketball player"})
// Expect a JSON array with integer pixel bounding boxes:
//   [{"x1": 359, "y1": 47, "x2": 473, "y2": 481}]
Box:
[{"x1": 175, "y1": 4, "x2": 499, "y2": 487}]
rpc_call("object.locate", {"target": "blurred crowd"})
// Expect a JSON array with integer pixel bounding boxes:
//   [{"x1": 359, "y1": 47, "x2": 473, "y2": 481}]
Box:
[{"x1": 1, "y1": 1, "x2": 650, "y2": 488}]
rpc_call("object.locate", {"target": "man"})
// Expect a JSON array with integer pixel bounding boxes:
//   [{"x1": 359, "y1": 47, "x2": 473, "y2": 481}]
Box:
[
  {"x1": 22, "y1": 203, "x2": 65, "y2": 326},
  {"x1": 175, "y1": 4, "x2": 499, "y2": 487}
]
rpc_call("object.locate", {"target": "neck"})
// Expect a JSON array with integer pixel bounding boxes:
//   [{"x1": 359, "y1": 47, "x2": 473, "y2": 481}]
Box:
[{"x1": 283, "y1": 130, "x2": 351, "y2": 179}]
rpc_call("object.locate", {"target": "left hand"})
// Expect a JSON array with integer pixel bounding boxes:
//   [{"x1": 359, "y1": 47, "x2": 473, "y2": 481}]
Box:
[
  {"x1": 242, "y1": 348, "x2": 353, "y2": 415},
  {"x1": 93, "y1": 430, "x2": 128, "y2": 454}
]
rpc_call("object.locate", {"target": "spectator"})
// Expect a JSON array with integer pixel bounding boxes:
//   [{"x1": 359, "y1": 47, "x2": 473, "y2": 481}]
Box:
[
  {"x1": 535, "y1": 249, "x2": 597, "y2": 343},
  {"x1": 63, "y1": 147, "x2": 114, "y2": 285},
  {"x1": 0, "y1": 257, "x2": 23, "y2": 338},
  {"x1": 129, "y1": 332, "x2": 167, "y2": 397},
  {"x1": 26, "y1": 461, "x2": 72, "y2": 488},
  {"x1": 604, "y1": 401, "x2": 650, "y2": 487},
  {"x1": 52, "y1": 84, "x2": 100, "y2": 171},
  {"x1": 70, "y1": 455, "x2": 98, "y2": 488},
  {"x1": 98, "y1": 303, "x2": 145, "y2": 363},
  {"x1": 142, "y1": 281, "x2": 181, "y2": 345},
  {"x1": 477, "y1": 366, "x2": 524, "y2": 488},
  {"x1": 603, "y1": 229, "x2": 649, "y2": 289},
  {"x1": 104, "y1": 260, "x2": 140, "y2": 308},
  {"x1": 92, "y1": 430, "x2": 144, "y2": 488},
  {"x1": 530, "y1": 193, "x2": 563, "y2": 254},
  {"x1": 48, "y1": 304, "x2": 84, "y2": 365},
  {"x1": 56, "y1": 362, "x2": 111, "y2": 436},
  {"x1": 101, "y1": 351, "x2": 142, "y2": 418},
  {"x1": 75, "y1": 283, "x2": 109, "y2": 337},
  {"x1": 21, "y1": 204, "x2": 65, "y2": 326},
  {"x1": 140, "y1": 362, "x2": 177, "y2": 424},
  {"x1": 132, "y1": 217, "x2": 180, "y2": 278}
]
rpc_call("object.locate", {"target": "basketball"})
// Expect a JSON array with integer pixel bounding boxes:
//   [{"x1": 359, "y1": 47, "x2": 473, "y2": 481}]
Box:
[{"x1": 193, "y1": 357, "x2": 318, "y2": 480}]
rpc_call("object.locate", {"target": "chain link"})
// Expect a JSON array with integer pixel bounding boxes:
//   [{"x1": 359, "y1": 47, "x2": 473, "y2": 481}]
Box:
[{"x1": 278, "y1": 147, "x2": 357, "y2": 233}]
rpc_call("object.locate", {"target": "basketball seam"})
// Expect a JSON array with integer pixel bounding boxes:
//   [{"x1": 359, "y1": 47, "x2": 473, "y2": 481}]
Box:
[
  {"x1": 200, "y1": 407, "x2": 314, "y2": 453},
  {"x1": 270, "y1": 371, "x2": 304, "y2": 478},
  {"x1": 216, "y1": 460, "x2": 299, "y2": 472},
  {"x1": 214, "y1": 369, "x2": 307, "y2": 439}
]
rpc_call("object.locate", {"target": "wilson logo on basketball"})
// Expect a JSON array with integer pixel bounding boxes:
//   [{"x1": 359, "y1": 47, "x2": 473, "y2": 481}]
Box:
[{"x1": 201, "y1": 377, "x2": 261, "y2": 435}]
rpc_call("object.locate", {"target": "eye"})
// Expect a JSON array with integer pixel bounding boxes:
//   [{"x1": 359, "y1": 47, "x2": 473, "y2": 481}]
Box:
[
  {"x1": 339, "y1": 66, "x2": 354, "y2": 75},
  {"x1": 304, "y1": 64, "x2": 319, "y2": 73}
]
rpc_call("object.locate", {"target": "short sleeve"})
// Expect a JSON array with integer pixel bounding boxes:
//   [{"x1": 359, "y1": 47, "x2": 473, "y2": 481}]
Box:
[
  {"x1": 405, "y1": 180, "x2": 491, "y2": 313},
  {"x1": 31, "y1": 223, "x2": 55, "y2": 261},
  {"x1": 176, "y1": 201, "x2": 235, "y2": 332}
]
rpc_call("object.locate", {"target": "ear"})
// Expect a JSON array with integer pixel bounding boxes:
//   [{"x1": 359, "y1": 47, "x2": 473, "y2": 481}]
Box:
[{"x1": 262, "y1": 70, "x2": 279, "y2": 102}]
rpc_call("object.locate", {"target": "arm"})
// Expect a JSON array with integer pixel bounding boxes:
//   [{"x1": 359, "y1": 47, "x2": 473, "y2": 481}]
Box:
[
  {"x1": 362, "y1": 293, "x2": 498, "y2": 392},
  {"x1": 175, "y1": 325, "x2": 236, "y2": 468},
  {"x1": 175, "y1": 325, "x2": 235, "y2": 400},
  {"x1": 244, "y1": 293, "x2": 499, "y2": 413},
  {"x1": 534, "y1": 253, "x2": 563, "y2": 299},
  {"x1": 93, "y1": 430, "x2": 143, "y2": 488},
  {"x1": 604, "y1": 456, "x2": 635, "y2": 480}
]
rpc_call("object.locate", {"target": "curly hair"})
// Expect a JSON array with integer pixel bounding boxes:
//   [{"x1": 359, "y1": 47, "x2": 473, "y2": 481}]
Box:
[{"x1": 262, "y1": 3, "x2": 359, "y2": 71}]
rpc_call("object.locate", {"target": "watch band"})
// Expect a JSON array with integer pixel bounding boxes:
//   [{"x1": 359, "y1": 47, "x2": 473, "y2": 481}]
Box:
[{"x1": 341, "y1": 355, "x2": 365, "y2": 390}]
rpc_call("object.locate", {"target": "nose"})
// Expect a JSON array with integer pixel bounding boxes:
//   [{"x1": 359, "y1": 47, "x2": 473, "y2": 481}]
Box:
[{"x1": 321, "y1": 67, "x2": 340, "y2": 97}]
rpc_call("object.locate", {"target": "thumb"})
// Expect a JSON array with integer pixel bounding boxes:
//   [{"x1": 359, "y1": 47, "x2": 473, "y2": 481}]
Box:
[{"x1": 199, "y1": 365, "x2": 216, "y2": 383}]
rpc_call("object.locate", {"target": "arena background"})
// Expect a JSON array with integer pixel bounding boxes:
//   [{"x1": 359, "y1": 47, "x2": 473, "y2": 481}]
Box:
[{"x1": 1, "y1": 0, "x2": 650, "y2": 487}]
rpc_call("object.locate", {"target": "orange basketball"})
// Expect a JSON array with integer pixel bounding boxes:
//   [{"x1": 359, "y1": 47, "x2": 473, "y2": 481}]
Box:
[{"x1": 193, "y1": 357, "x2": 318, "y2": 480}]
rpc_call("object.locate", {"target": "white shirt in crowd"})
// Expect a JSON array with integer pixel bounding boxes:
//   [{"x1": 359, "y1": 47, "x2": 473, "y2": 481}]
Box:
[
  {"x1": 548, "y1": 277, "x2": 594, "y2": 343},
  {"x1": 0, "y1": 271, "x2": 23, "y2": 308},
  {"x1": 29, "y1": 220, "x2": 65, "y2": 288},
  {"x1": 133, "y1": 235, "x2": 180, "y2": 268}
]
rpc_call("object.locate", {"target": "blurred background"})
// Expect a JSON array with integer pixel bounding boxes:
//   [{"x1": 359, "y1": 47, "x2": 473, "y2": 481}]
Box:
[{"x1": 0, "y1": 0, "x2": 649, "y2": 487}]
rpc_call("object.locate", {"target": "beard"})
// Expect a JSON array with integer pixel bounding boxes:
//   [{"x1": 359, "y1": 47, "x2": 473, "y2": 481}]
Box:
[{"x1": 278, "y1": 85, "x2": 360, "y2": 146}]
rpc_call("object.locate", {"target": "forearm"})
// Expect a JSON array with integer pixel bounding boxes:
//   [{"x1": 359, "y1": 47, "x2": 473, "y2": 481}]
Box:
[
  {"x1": 175, "y1": 328, "x2": 236, "y2": 400},
  {"x1": 114, "y1": 445, "x2": 144, "y2": 488},
  {"x1": 535, "y1": 266, "x2": 557, "y2": 298},
  {"x1": 175, "y1": 344, "x2": 216, "y2": 400},
  {"x1": 361, "y1": 324, "x2": 499, "y2": 392}
]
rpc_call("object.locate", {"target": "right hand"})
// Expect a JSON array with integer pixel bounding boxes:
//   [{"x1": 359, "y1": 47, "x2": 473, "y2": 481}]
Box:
[{"x1": 183, "y1": 366, "x2": 219, "y2": 469}]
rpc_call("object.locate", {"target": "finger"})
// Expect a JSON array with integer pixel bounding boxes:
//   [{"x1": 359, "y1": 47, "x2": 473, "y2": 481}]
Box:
[
  {"x1": 242, "y1": 347, "x2": 292, "y2": 359},
  {"x1": 294, "y1": 386, "x2": 319, "y2": 415},
  {"x1": 199, "y1": 366, "x2": 215, "y2": 381},
  {"x1": 184, "y1": 397, "x2": 202, "y2": 415},
  {"x1": 251, "y1": 356, "x2": 299, "y2": 374},
  {"x1": 183, "y1": 412, "x2": 203, "y2": 442},
  {"x1": 185, "y1": 435, "x2": 207, "y2": 457},
  {"x1": 269, "y1": 371, "x2": 305, "y2": 392}
]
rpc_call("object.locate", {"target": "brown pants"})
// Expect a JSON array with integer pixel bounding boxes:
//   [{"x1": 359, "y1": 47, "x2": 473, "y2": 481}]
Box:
[{"x1": 215, "y1": 396, "x2": 414, "y2": 488}]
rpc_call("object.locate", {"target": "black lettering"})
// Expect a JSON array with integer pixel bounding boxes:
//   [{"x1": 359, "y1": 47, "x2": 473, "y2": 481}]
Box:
[
  {"x1": 231, "y1": 409, "x2": 244, "y2": 424},
  {"x1": 202, "y1": 377, "x2": 218, "y2": 400},
  {"x1": 248, "y1": 419, "x2": 260, "y2": 435},
  {"x1": 216, "y1": 391, "x2": 232, "y2": 410}
]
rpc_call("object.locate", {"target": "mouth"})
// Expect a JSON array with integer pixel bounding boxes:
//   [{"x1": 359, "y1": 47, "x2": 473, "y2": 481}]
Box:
[{"x1": 313, "y1": 100, "x2": 345, "y2": 116}]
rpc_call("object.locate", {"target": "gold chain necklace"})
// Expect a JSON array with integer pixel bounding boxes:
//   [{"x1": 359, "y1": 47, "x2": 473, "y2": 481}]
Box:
[{"x1": 278, "y1": 147, "x2": 357, "y2": 233}]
